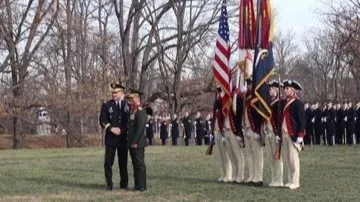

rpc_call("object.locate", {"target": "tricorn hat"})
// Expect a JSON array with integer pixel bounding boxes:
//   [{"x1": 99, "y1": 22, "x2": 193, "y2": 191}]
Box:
[
  {"x1": 268, "y1": 80, "x2": 282, "y2": 88},
  {"x1": 282, "y1": 79, "x2": 302, "y2": 90}
]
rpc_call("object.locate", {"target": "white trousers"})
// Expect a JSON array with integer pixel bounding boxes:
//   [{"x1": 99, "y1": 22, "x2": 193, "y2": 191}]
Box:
[
  {"x1": 215, "y1": 130, "x2": 232, "y2": 182},
  {"x1": 264, "y1": 131, "x2": 283, "y2": 186},
  {"x1": 282, "y1": 133, "x2": 300, "y2": 187},
  {"x1": 244, "y1": 129, "x2": 263, "y2": 182},
  {"x1": 226, "y1": 133, "x2": 245, "y2": 182}
]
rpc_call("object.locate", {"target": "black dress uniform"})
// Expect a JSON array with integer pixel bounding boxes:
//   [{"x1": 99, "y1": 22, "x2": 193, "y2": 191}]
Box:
[
  {"x1": 322, "y1": 106, "x2": 328, "y2": 145},
  {"x1": 146, "y1": 119, "x2": 154, "y2": 145},
  {"x1": 195, "y1": 116, "x2": 205, "y2": 145},
  {"x1": 171, "y1": 117, "x2": 179, "y2": 146},
  {"x1": 326, "y1": 106, "x2": 336, "y2": 145},
  {"x1": 356, "y1": 105, "x2": 360, "y2": 144},
  {"x1": 160, "y1": 120, "x2": 168, "y2": 145},
  {"x1": 304, "y1": 106, "x2": 314, "y2": 145},
  {"x1": 127, "y1": 90, "x2": 149, "y2": 192},
  {"x1": 345, "y1": 105, "x2": 356, "y2": 145},
  {"x1": 335, "y1": 105, "x2": 345, "y2": 144},
  {"x1": 314, "y1": 106, "x2": 323, "y2": 145},
  {"x1": 204, "y1": 118, "x2": 212, "y2": 145},
  {"x1": 99, "y1": 85, "x2": 130, "y2": 190},
  {"x1": 182, "y1": 115, "x2": 192, "y2": 146}
]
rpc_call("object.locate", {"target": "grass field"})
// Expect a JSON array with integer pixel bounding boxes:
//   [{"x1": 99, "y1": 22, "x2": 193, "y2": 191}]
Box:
[{"x1": 0, "y1": 145, "x2": 360, "y2": 202}]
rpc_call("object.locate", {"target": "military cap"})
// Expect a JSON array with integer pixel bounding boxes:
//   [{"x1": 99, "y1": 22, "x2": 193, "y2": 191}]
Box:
[
  {"x1": 127, "y1": 89, "x2": 143, "y2": 98},
  {"x1": 145, "y1": 107, "x2": 153, "y2": 116},
  {"x1": 282, "y1": 79, "x2": 302, "y2": 90},
  {"x1": 110, "y1": 82, "x2": 125, "y2": 93}
]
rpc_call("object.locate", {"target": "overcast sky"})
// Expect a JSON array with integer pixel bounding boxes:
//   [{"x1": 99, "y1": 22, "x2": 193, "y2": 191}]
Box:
[{"x1": 272, "y1": 0, "x2": 326, "y2": 48}]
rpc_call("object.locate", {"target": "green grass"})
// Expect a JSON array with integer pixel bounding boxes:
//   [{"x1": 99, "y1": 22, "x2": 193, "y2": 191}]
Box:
[{"x1": 0, "y1": 145, "x2": 360, "y2": 202}]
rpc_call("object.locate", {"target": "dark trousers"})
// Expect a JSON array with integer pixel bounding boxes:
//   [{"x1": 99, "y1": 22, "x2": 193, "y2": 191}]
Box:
[
  {"x1": 204, "y1": 135, "x2": 210, "y2": 145},
  {"x1": 196, "y1": 136, "x2": 203, "y2": 146},
  {"x1": 104, "y1": 145, "x2": 128, "y2": 188},
  {"x1": 161, "y1": 138, "x2": 166, "y2": 145},
  {"x1": 130, "y1": 147, "x2": 146, "y2": 189},
  {"x1": 172, "y1": 137, "x2": 178, "y2": 146},
  {"x1": 147, "y1": 137, "x2": 153, "y2": 145},
  {"x1": 184, "y1": 138, "x2": 189, "y2": 146}
]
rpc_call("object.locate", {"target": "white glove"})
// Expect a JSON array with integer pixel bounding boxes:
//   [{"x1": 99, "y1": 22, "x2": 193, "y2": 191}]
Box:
[
  {"x1": 240, "y1": 86, "x2": 247, "y2": 93},
  {"x1": 311, "y1": 118, "x2": 315, "y2": 123},
  {"x1": 275, "y1": 136, "x2": 281, "y2": 144},
  {"x1": 236, "y1": 136, "x2": 243, "y2": 142},
  {"x1": 254, "y1": 133, "x2": 260, "y2": 140},
  {"x1": 296, "y1": 137, "x2": 303, "y2": 144},
  {"x1": 344, "y1": 117, "x2": 348, "y2": 122},
  {"x1": 321, "y1": 118, "x2": 324, "y2": 123},
  {"x1": 324, "y1": 117, "x2": 327, "y2": 122},
  {"x1": 146, "y1": 124, "x2": 149, "y2": 128}
]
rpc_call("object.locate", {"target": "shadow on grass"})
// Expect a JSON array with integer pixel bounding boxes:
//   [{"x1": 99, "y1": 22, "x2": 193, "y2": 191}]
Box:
[{"x1": 14, "y1": 176, "x2": 105, "y2": 190}]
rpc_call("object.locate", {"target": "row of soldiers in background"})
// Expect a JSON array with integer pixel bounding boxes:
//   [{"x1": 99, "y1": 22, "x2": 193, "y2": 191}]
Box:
[
  {"x1": 304, "y1": 100, "x2": 360, "y2": 145},
  {"x1": 145, "y1": 112, "x2": 214, "y2": 146}
]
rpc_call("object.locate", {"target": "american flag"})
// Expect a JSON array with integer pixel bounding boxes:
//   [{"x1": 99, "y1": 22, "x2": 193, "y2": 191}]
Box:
[{"x1": 212, "y1": 1, "x2": 231, "y2": 115}]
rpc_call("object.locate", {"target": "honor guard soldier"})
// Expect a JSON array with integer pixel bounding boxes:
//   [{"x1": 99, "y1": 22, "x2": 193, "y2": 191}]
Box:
[
  {"x1": 264, "y1": 80, "x2": 284, "y2": 187},
  {"x1": 326, "y1": 101, "x2": 336, "y2": 145},
  {"x1": 195, "y1": 112, "x2": 205, "y2": 146},
  {"x1": 281, "y1": 79, "x2": 305, "y2": 190},
  {"x1": 182, "y1": 111, "x2": 192, "y2": 146},
  {"x1": 99, "y1": 82, "x2": 130, "y2": 191},
  {"x1": 335, "y1": 101, "x2": 345, "y2": 144},
  {"x1": 171, "y1": 114, "x2": 179, "y2": 146},
  {"x1": 345, "y1": 100, "x2": 356, "y2": 145},
  {"x1": 243, "y1": 79, "x2": 264, "y2": 187},
  {"x1": 212, "y1": 86, "x2": 233, "y2": 182},
  {"x1": 127, "y1": 89, "x2": 149, "y2": 192},
  {"x1": 355, "y1": 101, "x2": 360, "y2": 144},
  {"x1": 304, "y1": 101, "x2": 314, "y2": 145},
  {"x1": 313, "y1": 102, "x2": 322, "y2": 145}
]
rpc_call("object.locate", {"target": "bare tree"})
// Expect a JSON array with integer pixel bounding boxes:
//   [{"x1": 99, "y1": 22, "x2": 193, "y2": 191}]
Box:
[{"x1": 0, "y1": 0, "x2": 59, "y2": 149}]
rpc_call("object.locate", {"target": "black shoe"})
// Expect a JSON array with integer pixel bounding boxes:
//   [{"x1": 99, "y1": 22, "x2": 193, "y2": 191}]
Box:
[
  {"x1": 120, "y1": 186, "x2": 129, "y2": 190},
  {"x1": 106, "y1": 186, "x2": 113, "y2": 191},
  {"x1": 132, "y1": 187, "x2": 146, "y2": 192},
  {"x1": 245, "y1": 181, "x2": 254, "y2": 186},
  {"x1": 253, "y1": 181, "x2": 263, "y2": 187}
]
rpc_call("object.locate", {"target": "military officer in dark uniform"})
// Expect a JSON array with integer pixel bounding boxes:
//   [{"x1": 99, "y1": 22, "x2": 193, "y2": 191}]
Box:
[
  {"x1": 345, "y1": 100, "x2": 356, "y2": 145},
  {"x1": 99, "y1": 83, "x2": 130, "y2": 191},
  {"x1": 182, "y1": 111, "x2": 192, "y2": 146},
  {"x1": 313, "y1": 102, "x2": 323, "y2": 145},
  {"x1": 171, "y1": 114, "x2": 179, "y2": 146},
  {"x1": 321, "y1": 101, "x2": 328, "y2": 145},
  {"x1": 335, "y1": 101, "x2": 345, "y2": 144},
  {"x1": 127, "y1": 89, "x2": 149, "y2": 192},
  {"x1": 195, "y1": 111, "x2": 205, "y2": 146},
  {"x1": 204, "y1": 114, "x2": 212, "y2": 145},
  {"x1": 146, "y1": 117, "x2": 154, "y2": 145},
  {"x1": 304, "y1": 101, "x2": 314, "y2": 145},
  {"x1": 160, "y1": 116, "x2": 168, "y2": 145},
  {"x1": 325, "y1": 101, "x2": 336, "y2": 145},
  {"x1": 355, "y1": 101, "x2": 360, "y2": 144}
]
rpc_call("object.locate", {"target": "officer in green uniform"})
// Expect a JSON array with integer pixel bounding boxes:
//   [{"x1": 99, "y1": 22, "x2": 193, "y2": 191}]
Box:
[{"x1": 127, "y1": 89, "x2": 149, "y2": 192}]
